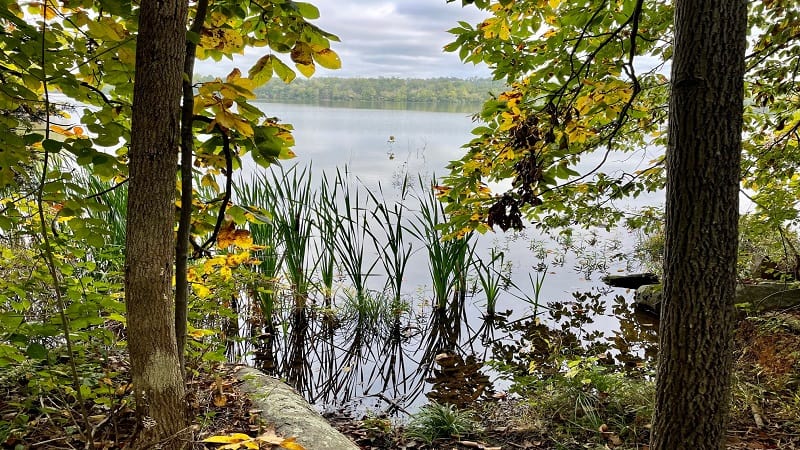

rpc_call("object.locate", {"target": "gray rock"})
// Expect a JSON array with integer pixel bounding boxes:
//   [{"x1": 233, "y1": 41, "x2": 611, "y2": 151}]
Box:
[
  {"x1": 633, "y1": 281, "x2": 800, "y2": 316},
  {"x1": 235, "y1": 367, "x2": 360, "y2": 450},
  {"x1": 633, "y1": 284, "x2": 662, "y2": 314},
  {"x1": 602, "y1": 273, "x2": 660, "y2": 289},
  {"x1": 736, "y1": 281, "x2": 800, "y2": 312}
]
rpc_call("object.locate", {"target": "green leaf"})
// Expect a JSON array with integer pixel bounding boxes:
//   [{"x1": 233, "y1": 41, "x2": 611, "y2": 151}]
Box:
[
  {"x1": 42, "y1": 139, "x2": 62, "y2": 153},
  {"x1": 248, "y1": 54, "x2": 274, "y2": 87},
  {"x1": 26, "y1": 343, "x2": 48, "y2": 360},
  {"x1": 272, "y1": 58, "x2": 296, "y2": 83},
  {"x1": 186, "y1": 30, "x2": 200, "y2": 45},
  {"x1": 294, "y1": 2, "x2": 320, "y2": 19}
]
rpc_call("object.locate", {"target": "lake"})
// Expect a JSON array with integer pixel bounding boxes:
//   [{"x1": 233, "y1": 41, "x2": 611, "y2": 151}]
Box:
[
  {"x1": 245, "y1": 101, "x2": 649, "y2": 300},
  {"x1": 235, "y1": 101, "x2": 660, "y2": 415}
]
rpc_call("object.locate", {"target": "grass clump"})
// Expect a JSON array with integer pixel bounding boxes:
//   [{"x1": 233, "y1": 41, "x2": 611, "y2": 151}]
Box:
[{"x1": 404, "y1": 402, "x2": 478, "y2": 444}]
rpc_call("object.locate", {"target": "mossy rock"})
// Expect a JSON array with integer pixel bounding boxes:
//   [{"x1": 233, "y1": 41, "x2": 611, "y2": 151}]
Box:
[{"x1": 236, "y1": 367, "x2": 359, "y2": 450}]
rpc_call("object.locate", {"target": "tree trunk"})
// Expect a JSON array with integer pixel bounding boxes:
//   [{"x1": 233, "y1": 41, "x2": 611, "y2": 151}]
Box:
[
  {"x1": 125, "y1": 0, "x2": 189, "y2": 448},
  {"x1": 651, "y1": 1, "x2": 747, "y2": 449}
]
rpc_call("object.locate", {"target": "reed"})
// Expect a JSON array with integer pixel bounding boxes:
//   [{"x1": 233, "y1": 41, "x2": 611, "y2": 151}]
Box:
[
  {"x1": 321, "y1": 168, "x2": 379, "y2": 304},
  {"x1": 475, "y1": 248, "x2": 506, "y2": 317},
  {"x1": 365, "y1": 176, "x2": 413, "y2": 308},
  {"x1": 408, "y1": 176, "x2": 475, "y2": 310},
  {"x1": 313, "y1": 172, "x2": 338, "y2": 309}
]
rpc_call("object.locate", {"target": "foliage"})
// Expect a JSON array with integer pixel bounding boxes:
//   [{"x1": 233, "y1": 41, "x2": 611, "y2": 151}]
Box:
[
  {"x1": 634, "y1": 213, "x2": 800, "y2": 279},
  {"x1": 440, "y1": 0, "x2": 800, "y2": 235},
  {"x1": 0, "y1": 0, "x2": 341, "y2": 444},
  {"x1": 404, "y1": 402, "x2": 478, "y2": 444}
]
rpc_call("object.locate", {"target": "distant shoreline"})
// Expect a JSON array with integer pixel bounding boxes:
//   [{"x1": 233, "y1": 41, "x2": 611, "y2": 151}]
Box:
[{"x1": 198, "y1": 75, "x2": 506, "y2": 106}]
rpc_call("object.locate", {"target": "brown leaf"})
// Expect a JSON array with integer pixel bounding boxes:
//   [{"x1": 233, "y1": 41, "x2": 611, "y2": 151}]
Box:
[{"x1": 212, "y1": 393, "x2": 227, "y2": 407}]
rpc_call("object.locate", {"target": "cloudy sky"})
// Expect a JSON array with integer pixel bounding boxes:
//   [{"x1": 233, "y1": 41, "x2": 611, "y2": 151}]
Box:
[{"x1": 200, "y1": 0, "x2": 492, "y2": 79}]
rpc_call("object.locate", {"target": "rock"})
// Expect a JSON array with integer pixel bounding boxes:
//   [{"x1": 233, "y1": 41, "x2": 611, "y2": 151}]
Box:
[
  {"x1": 235, "y1": 367, "x2": 360, "y2": 450},
  {"x1": 736, "y1": 281, "x2": 800, "y2": 312},
  {"x1": 633, "y1": 284, "x2": 662, "y2": 315},
  {"x1": 602, "y1": 273, "x2": 660, "y2": 289},
  {"x1": 633, "y1": 281, "x2": 800, "y2": 317}
]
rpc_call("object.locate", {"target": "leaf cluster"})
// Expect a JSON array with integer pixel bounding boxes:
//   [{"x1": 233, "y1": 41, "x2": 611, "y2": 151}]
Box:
[{"x1": 441, "y1": 0, "x2": 800, "y2": 234}]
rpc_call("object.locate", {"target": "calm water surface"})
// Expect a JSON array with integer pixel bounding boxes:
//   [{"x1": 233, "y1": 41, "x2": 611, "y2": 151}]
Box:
[{"x1": 241, "y1": 101, "x2": 659, "y2": 414}]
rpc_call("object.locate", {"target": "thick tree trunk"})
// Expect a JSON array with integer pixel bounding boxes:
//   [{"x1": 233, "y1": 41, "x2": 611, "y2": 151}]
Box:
[
  {"x1": 125, "y1": 0, "x2": 189, "y2": 448},
  {"x1": 651, "y1": 1, "x2": 747, "y2": 449}
]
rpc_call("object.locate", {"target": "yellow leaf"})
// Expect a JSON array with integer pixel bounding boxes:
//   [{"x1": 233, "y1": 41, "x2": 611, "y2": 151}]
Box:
[
  {"x1": 193, "y1": 283, "x2": 211, "y2": 299},
  {"x1": 118, "y1": 45, "x2": 136, "y2": 65},
  {"x1": 280, "y1": 437, "x2": 306, "y2": 450},
  {"x1": 226, "y1": 68, "x2": 243, "y2": 83},
  {"x1": 209, "y1": 11, "x2": 227, "y2": 27},
  {"x1": 311, "y1": 47, "x2": 341, "y2": 70},
  {"x1": 213, "y1": 109, "x2": 236, "y2": 130},
  {"x1": 227, "y1": 250, "x2": 252, "y2": 266},
  {"x1": 548, "y1": 0, "x2": 561, "y2": 8},
  {"x1": 499, "y1": 21, "x2": 510, "y2": 41},
  {"x1": 296, "y1": 62, "x2": 315, "y2": 78},
  {"x1": 232, "y1": 116, "x2": 254, "y2": 137},
  {"x1": 203, "y1": 433, "x2": 253, "y2": 444},
  {"x1": 193, "y1": 94, "x2": 219, "y2": 115}
]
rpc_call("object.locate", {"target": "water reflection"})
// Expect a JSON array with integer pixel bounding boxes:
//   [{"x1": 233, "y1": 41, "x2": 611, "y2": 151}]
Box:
[
  {"x1": 235, "y1": 281, "x2": 658, "y2": 415},
  {"x1": 260, "y1": 99, "x2": 484, "y2": 114},
  {"x1": 220, "y1": 102, "x2": 662, "y2": 414}
]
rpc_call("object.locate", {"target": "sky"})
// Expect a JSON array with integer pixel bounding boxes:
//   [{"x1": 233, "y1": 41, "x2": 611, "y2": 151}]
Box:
[{"x1": 199, "y1": 0, "x2": 492, "y2": 79}]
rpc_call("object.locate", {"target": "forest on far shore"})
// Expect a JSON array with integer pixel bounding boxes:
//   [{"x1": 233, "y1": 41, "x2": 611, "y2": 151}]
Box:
[{"x1": 198, "y1": 76, "x2": 506, "y2": 103}]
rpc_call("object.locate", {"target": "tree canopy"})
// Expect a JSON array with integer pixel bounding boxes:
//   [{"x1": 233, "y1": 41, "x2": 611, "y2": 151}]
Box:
[{"x1": 439, "y1": 0, "x2": 800, "y2": 236}]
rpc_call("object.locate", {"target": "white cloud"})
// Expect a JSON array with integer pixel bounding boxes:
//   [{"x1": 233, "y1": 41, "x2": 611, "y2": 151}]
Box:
[{"x1": 196, "y1": 0, "x2": 491, "y2": 79}]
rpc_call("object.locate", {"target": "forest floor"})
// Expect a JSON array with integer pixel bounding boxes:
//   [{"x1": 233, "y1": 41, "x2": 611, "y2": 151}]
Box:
[{"x1": 6, "y1": 310, "x2": 800, "y2": 450}]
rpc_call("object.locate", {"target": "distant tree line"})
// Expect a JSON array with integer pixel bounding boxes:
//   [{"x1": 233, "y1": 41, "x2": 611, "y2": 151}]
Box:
[{"x1": 230, "y1": 77, "x2": 506, "y2": 103}]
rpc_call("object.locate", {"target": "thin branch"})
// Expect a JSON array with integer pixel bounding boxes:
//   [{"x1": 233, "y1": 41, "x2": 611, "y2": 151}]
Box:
[
  {"x1": 35, "y1": 8, "x2": 93, "y2": 446},
  {"x1": 543, "y1": 0, "x2": 645, "y2": 195},
  {"x1": 85, "y1": 178, "x2": 128, "y2": 200},
  {"x1": 192, "y1": 115, "x2": 234, "y2": 252}
]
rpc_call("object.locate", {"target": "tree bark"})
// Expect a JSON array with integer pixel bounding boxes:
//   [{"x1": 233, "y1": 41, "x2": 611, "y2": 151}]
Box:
[
  {"x1": 125, "y1": 0, "x2": 189, "y2": 448},
  {"x1": 651, "y1": 1, "x2": 747, "y2": 449}
]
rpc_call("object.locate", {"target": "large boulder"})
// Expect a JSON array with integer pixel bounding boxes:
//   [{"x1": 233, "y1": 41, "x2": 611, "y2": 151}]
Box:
[
  {"x1": 236, "y1": 367, "x2": 360, "y2": 450},
  {"x1": 633, "y1": 281, "x2": 800, "y2": 316}
]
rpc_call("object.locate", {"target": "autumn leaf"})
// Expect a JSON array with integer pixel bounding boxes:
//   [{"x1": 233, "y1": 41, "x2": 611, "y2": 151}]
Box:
[
  {"x1": 296, "y1": 62, "x2": 315, "y2": 78},
  {"x1": 290, "y1": 42, "x2": 314, "y2": 66},
  {"x1": 217, "y1": 221, "x2": 253, "y2": 249},
  {"x1": 311, "y1": 46, "x2": 342, "y2": 70},
  {"x1": 256, "y1": 428, "x2": 285, "y2": 445},
  {"x1": 279, "y1": 437, "x2": 306, "y2": 450},
  {"x1": 213, "y1": 393, "x2": 227, "y2": 407},
  {"x1": 203, "y1": 433, "x2": 259, "y2": 450},
  {"x1": 256, "y1": 428, "x2": 306, "y2": 450}
]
